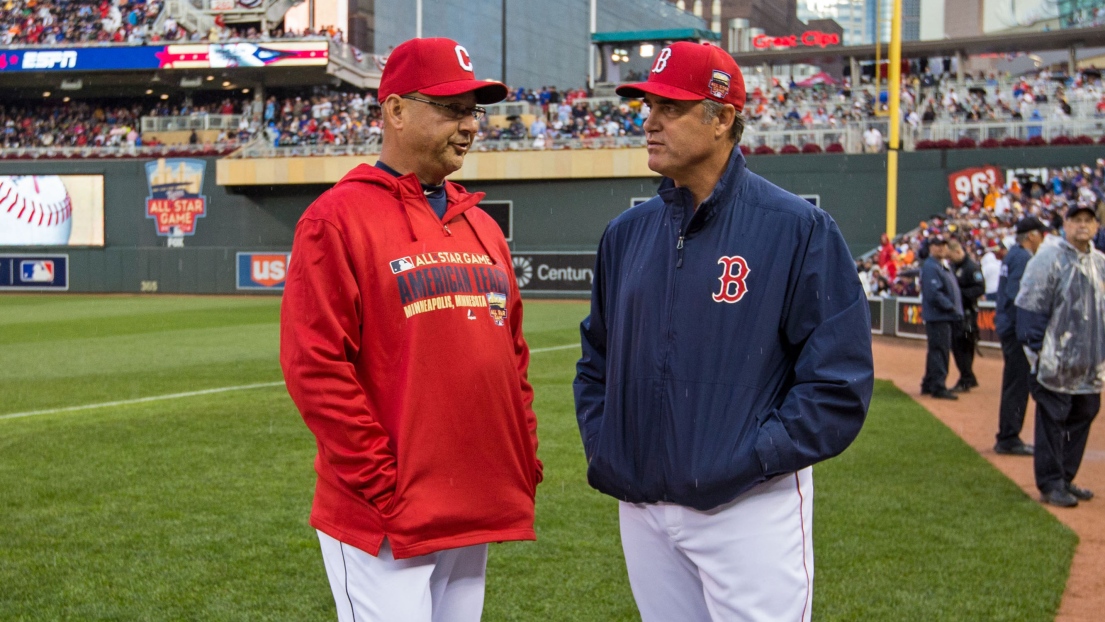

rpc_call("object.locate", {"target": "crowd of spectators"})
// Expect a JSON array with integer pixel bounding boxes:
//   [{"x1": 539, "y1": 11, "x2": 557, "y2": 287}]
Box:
[
  {"x1": 857, "y1": 160, "x2": 1105, "y2": 299},
  {"x1": 743, "y1": 67, "x2": 1105, "y2": 136},
  {"x1": 486, "y1": 98, "x2": 646, "y2": 142},
  {"x1": 0, "y1": 0, "x2": 161, "y2": 45},
  {"x1": 0, "y1": 95, "x2": 255, "y2": 150},
  {"x1": 263, "y1": 90, "x2": 381, "y2": 147},
  {"x1": 0, "y1": 99, "x2": 148, "y2": 148},
  {"x1": 0, "y1": 0, "x2": 350, "y2": 46},
  {"x1": 1, "y1": 65, "x2": 1103, "y2": 154}
]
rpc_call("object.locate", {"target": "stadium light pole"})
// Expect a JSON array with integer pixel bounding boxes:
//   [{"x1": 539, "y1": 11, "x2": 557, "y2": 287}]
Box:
[
  {"x1": 416, "y1": 0, "x2": 422, "y2": 38},
  {"x1": 885, "y1": 0, "x2": 902, "y2": 238},
  {"x1": 588, "y1": 0, "x2": 597, "y2": 89}
]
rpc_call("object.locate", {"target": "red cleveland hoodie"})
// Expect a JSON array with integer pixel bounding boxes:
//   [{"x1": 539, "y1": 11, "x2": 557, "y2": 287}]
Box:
[{"x1": 280, "y1": 164, "x2": 542, "y2": 560}]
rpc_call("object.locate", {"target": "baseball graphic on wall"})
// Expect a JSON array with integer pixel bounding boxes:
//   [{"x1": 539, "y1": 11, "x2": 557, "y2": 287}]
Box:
[{"x1": 0, "y1": 175, "x2": 74, "y2": 246}]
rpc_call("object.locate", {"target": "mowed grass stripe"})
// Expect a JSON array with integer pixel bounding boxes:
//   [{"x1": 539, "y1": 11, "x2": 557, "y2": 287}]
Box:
[
  {"x1": 0, "y1": 305, "x2": 282, "y2": 346},
  {"x1": 0, "y1": 381, "x2": 286, "y2": 421},
  {"x1": 0, "y1": 343, "x2": 579, "y2": 421},
  {"x1": 0, "y1": 296, "x2": 1076, "y2": 621}
]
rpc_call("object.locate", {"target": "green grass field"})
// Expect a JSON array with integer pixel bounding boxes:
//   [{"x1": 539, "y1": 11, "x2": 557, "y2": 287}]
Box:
[{"x1": 0, "y1": 295, "x2": 1077, "y2": 621}]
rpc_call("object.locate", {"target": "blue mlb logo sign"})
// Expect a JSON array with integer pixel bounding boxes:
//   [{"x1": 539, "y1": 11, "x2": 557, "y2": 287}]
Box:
[
  {"x1": 0, "y1": 255, "x2": 68, "y2": 290},
  {"x1": 20, "y1": 260, "x2": 55, "y2": 283}
]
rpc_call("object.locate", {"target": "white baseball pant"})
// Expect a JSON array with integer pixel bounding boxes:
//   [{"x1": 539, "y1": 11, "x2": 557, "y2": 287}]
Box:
[
  {"x1": 619, "y1": 467, "x2": 814, "y2": 622},
  {"x1": 316, "y1": 531, "x2": 488, "y2": 622}
]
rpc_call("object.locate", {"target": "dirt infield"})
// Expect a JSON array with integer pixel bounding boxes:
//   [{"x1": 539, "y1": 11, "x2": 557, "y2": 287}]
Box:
[{"x1": 872, "y1": 336, "x2": 1105, "y2": 622}]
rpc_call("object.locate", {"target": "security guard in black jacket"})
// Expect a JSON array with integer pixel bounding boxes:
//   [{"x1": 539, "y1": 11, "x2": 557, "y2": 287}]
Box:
[{"x1": 948, "y1": 239, "x2": 985, "y2": 392}]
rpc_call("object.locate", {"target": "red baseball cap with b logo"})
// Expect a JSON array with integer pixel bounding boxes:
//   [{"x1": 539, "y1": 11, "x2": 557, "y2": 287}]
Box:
[
  {"x1": 378, "y1": 37, "x2": 508, "y2": 105},
  {"x1": 616, "y1": 41, "x2": 746, "y2": 112}
]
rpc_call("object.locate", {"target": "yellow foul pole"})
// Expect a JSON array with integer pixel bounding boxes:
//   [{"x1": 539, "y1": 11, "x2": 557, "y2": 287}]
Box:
[{"x1": 886, "y1": 0, "x2": 902, "y2": 237}]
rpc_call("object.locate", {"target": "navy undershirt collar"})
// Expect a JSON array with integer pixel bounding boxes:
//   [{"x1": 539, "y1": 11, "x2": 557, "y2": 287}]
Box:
[{"x1": 375, "y1": 161, "x2": 448, "y2": 220}]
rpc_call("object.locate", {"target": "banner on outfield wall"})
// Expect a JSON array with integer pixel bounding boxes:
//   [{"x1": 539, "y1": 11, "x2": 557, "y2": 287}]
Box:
[
  {"x1": 896, "y1": 297, "x2": 926, "y2": 339},
  {"x1": 869, "y1": 297, "x2": 883, "y2": 334},
  {"x1": 512, "y1": 252, "x2": 595, "y2": 294},
  {"x1": 0, "y1": 254, "x2": 68, "y2": 290},
  {"x1": 237, "y1": 252, "x2": 291, "y2": 290},
  {"x1": 948, "y1": 166, "x2": 1004, "y2": 208},
  {"x1": 0, "y1": 175, "x2": 105, "y2": 247},
  {"x1": 976, "y1": 301, "x2": 999, "y2": 347},
  {"x1": 146, "y1": 158, "x2": 207, "y2": 244},
  {"x1": 895, "y1": 296, "x2": 999, "y2": 347}
]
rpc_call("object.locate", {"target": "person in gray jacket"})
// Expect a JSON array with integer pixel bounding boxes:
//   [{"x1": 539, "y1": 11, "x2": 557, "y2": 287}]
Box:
[
  {"x1": 920, "y1": 237, "x2": 964, "y2": 399},
  {"x1": 1015, "y1": 204, "x2": 1105, "y2": 507}
]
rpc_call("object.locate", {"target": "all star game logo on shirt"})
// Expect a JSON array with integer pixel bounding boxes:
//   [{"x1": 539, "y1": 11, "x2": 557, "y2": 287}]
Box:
[{"x1": 487, "y1": 292, "x2": 507, "y2": 326}]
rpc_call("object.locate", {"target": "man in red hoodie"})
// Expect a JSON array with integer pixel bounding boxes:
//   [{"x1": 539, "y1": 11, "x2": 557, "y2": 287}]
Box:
[{"x1": 280, "y1": 37, "x2": 542, "y2": 622}]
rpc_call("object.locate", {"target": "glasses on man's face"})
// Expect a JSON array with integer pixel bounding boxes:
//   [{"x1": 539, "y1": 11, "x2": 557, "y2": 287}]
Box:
[{"x1": 401, "y1": 96, "x2": 486, "y2": 121}]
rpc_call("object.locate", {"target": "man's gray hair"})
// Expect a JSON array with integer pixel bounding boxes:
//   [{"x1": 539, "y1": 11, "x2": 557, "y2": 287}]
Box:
[{"x1": 701, "y1": 99, "x2": 745, "y2": 144}]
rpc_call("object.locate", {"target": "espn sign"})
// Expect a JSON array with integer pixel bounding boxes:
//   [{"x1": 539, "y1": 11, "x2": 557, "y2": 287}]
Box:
[
  {"x1": 22, "y1": 50, "x2": 77, "y2": 69},
  {"x1": 236, "y1": 252, "x2": 291, "y2": 291}
]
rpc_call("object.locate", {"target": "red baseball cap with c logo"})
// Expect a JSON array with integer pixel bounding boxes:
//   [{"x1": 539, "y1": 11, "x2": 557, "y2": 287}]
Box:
[
  {"x1": 616, "y1": 41, "x2": 746, "y2": 112},
  {"x1": 378, "y1": 37, "x2": 508, "y2": 105}
]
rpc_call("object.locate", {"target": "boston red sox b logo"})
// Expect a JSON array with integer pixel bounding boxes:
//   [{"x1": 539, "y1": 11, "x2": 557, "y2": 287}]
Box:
[{"x1": 712, "y1": 256, "x2": 750, "y2": 303}]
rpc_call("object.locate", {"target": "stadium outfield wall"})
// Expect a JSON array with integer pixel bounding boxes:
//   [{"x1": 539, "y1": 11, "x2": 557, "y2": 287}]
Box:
[{"x1": 0, "y1": 145, "x2": 1099, "y2": 295}]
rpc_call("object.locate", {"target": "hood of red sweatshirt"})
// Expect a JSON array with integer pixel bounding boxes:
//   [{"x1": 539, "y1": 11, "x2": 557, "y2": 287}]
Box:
[{"x1": 333, "y1": 164, "x2": 499, "y2": 260}]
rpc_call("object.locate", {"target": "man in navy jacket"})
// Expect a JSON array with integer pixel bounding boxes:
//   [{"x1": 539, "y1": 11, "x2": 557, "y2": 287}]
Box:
[
  {"x1": 919, "y1": 237, "x2": 963, "y2": 399},
  {"x1": 993, "y1": 216, "x2": 1048, "y2": 455},
  {"x1": 573, "y1": 42, "x2": 873, "y2": 622}
]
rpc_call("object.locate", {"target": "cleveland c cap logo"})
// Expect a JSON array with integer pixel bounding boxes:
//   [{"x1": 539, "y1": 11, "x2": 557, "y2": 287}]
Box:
[
  {"x1": 652, "y1": 47, "x2": 672, "y2": 73},
  {"x1": 712, "y1": 256, "x2": 750, "y2": 303},
  {"x1": 455, "y1": 45, "x2": 473, "y2": 72}
]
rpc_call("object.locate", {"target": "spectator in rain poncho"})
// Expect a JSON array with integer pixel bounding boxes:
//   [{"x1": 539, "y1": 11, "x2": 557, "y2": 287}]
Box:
[{"x1": 1015, "y1": 204, "x2": 1105, "y2": 507}]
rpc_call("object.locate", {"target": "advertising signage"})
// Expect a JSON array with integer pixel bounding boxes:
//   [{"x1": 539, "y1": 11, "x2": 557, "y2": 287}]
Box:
[
  {"x1": 0, "y1": 41, "x2": 328, "y2": 73},
  {"x1": 0, "y1": 254, "x2": 69, "y2": 291},
  {"x1": 512, "y1": 252, "x2": 595, "y2": 295},
  {"x1": 237, "y1": 252, "x2": 291, "y2": 291},
  {"x1": 752, "y1": 31, "x2": 841, "y2": 50},
  {"x1": 0, "y1": 175, "x2": 104, "y2": 247}
]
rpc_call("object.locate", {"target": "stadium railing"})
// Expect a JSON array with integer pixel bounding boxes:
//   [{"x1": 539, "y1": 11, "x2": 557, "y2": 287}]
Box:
[
  {"x1": 0, "y1": 143, "x2": 238, "y2": 159},
  {"x1": 908, "y1": 118, "x2": 1105, "y2": 146},
  {"x1": 484, "y1": 102, "x2": 542, "y2": 118},
  {"x1": 141, "y1": 114, "x2": 246, "y2": 133}
]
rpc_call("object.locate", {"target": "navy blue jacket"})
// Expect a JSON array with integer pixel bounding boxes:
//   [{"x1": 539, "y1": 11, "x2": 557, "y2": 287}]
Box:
[
  {"x1": 995, "y1": 244, "x2": 1031, "y2": 338},
  {"x1": 920, "y1": 256, "x2": 963, "y2": 322},
  {"x1": 573, "y1": 148, "x2": 873, "y2": 511}
]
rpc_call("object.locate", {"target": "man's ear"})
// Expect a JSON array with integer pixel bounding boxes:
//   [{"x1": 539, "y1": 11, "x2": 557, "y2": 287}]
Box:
[
  {"x1": 715, "y1": 104, "x2": 736, "y2": 140},
  {"x1": 382, "y1": 94, "x2": 405, "y2": 130}
]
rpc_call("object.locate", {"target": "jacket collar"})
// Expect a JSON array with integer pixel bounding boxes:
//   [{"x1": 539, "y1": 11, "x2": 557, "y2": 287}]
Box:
[{"x1": 657, "y1": 146, "x2": 747, "y2": 231}]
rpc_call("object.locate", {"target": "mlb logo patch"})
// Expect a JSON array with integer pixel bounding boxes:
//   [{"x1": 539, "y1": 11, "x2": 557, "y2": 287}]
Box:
[
  {"x1": 20, "y1": 260, "x2": 54, "y2": 283},
  {"x1": 487, "y1": 292, "x2": 507, "y2": 326},
  {"x1": 390, "y1": 256, "x2": 415, "y2": 274},
  {"x1": 708, "y1": 70, "x2": 731, "y2": 99}
]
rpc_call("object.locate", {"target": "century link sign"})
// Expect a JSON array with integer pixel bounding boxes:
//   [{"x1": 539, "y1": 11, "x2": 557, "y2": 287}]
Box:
[{"x1": 512, "y1": 252, "x2": 595, "y2": 294}]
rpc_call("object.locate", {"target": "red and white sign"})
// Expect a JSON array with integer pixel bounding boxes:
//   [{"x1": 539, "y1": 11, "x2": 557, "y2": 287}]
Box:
[
  {"x1": 752, "y1": 31, "x2": 840, "y2": 50},
  {"x1": 948, "y1": 166, "x2": 1004, "y2": 208},
  {"x1": 236, "y1": 252, "x2": 291, "y2": 290}
]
